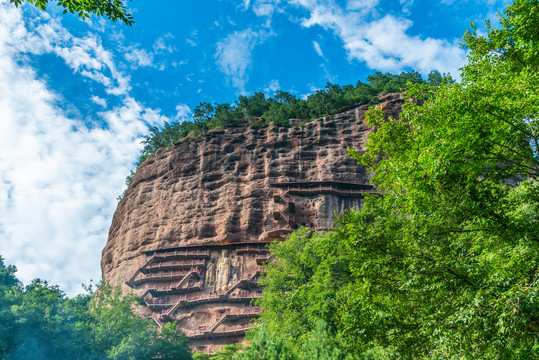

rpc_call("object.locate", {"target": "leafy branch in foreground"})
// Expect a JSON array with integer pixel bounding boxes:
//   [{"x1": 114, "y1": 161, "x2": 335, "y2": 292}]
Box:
[{"x1": 10, "y1": 0, "x2": 134, "y2": 25}]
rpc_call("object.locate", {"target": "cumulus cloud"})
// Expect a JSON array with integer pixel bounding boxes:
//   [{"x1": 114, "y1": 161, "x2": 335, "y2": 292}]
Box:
[
  {"x1": 175, "y1": 104, "x2": 192, "y2": 121},
  {"x1": 0, "y1": 1, "x2": 167, "y2": 295},
  {"x1": 242, "y1": 0, "x2": 466, "y2": 77},
  {"x1": 12, "y1": 13, "x2": 132, "y2": 96},
  {"x1": 90, "y1": 95, "x2": 107, "y2": 107},
  {"x1": 215, "y1": 28, "x2": 271, "y2": 92},
  {"x1": 291, "y1": 0, "x2": 466, "y2": 76}
]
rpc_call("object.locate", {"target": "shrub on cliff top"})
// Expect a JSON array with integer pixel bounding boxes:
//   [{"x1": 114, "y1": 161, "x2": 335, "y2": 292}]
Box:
[{"x1": 135, "y1": 70, "x2": 452, "y2": 167}]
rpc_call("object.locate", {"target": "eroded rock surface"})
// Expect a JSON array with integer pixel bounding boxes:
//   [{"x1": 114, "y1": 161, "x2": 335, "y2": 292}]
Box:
[{"x1": 101, "y1": 93, "x2": 402, "y2": 354}]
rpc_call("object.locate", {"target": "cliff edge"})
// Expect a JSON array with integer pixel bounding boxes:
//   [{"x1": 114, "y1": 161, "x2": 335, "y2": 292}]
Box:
[{"x1": 101, "y1": 93, "x2": 403, "y2": 354}]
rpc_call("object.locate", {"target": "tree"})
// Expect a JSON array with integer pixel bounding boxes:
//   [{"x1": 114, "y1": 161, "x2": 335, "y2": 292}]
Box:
[
  {"x1": 426, "y1": 70, "x2": 454, "y2": 86},
  {"x1": 88, "y1": 283, "x2": 192, "y2": 360},
  {"x1": 129, "y1": 69, "x2": 448, "y2": 183},
  {"x1": 257, "y1": 228, "x2": 350, "y2": 350},
  {"x1": 366, "y1": 71, "x2": 424, "y2": 94},
  {"x1": 10, "y1": 0, "x2": 134, "y2": 25},
  {"x1": 237, "y1": 92, "x2": 270, "y2": 118},
  {"x1": 0, "y1": 259, "x2": 192, "y2": 360},
  {"x1": 345, "y1": 0, "x2": 539, "y2": 357},
  {"x1": 0, "y1": 257, "x2": 20, "y2": 358},
  {"x1": 256, "y1": 0, "x2": 539, "y2": 358},
  {"x1": 211, "y1": 103, "x2": 242, "y2": 129},
  {"x1": 5, "y1": 279, "x2": 92, "y2": 359}
]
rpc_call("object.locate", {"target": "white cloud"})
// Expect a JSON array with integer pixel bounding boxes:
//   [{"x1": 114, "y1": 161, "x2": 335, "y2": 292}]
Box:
[
  {"x1": 264, "y1": 79, "x2": 280, "y2": 95},
  {"x1": 90, "y1": 95, "x2": 107, "y2": 107},
  {"x1": 12, "y1": 14, "x2": 132, "y2": 96},
  {"x1": 243, "y1": 0, "x2": 282, "y2": 26},
  {"x1": 399, "y1": 0, "x2": 414, "y2": 14},
  {"x1": 215, "y1": 28, "x2": 271, "y2": 92},
  {"x1": 253, "y1": 2, "x2": 276, "y2": 17},
  {"x1": 313, "y1": 40, "x2": 324, "y2": 57},
  {"x1": 175, "y1": 104, "x2": 192, "y2": 121},
  {"x1": 0, "y1": 1, "x2": 168, "y2": 295},
  {"x1": 153, "y1": 33, "x2": 175, "y2": 54},
  {"x1": 346, "y1": 0, "x2": 379, "y2": 11},
  {"x1": 124, "y1": 46, "x2": 154, "y2": 68},
  {"x1": 186, "y1": 30, "x2": 198, "y2": 47},
  {"x1": 123, "y1": 37, "x2": 178, "y2": 70},
  {"x1": 122, "y1": 34, "x2": 177, "y2": 70},
  {"x1": 291, "y1": 0, "x2": 466, "y2": 77}
]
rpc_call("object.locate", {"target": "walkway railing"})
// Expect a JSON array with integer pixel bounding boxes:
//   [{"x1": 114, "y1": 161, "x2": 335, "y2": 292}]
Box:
[
  {"x1": 143, "y1": 259, "x2": 206, "y2": 273},
  {"x1": 132, "y1": 268, "x2": 201, "y2": 286},
  {"x1": 236, "y1": 245, "x2": 268, "y2": 254},
  {"x1": 209, "y1": 308, "x2": 263, "y2": 332},
  {"x1": 255, "y1": 254, "x2": 271, "y2": 265},
  {"x1": 273, "y1": 192, "x2": 295, "y2": 211},
  {"x1": 127, "y1": 250, "x2": 209, "y2": 287},
  {"x1": 139, "y1": 269, "x2": 203, "y2": 294},
  {"x1": 273, "y1": 209, "x2": 295, "y2": 226},
  {"x1": 149, "y1": 249, "x2": 210, "y2": 259},
  {"x1": 265, "y1": 226, "x2": 292, "y2": 237},
  {"x1": 183, "y1": 323, "x2": 258, "y2": 339},
  {"x1": 287, "y1": 186, "x2": 382, "y2": 197}
]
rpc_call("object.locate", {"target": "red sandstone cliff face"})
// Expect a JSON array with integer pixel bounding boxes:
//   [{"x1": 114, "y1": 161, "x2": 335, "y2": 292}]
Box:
[{"x1": 100, "y1": 93, "x2": 402, "y2": 353}]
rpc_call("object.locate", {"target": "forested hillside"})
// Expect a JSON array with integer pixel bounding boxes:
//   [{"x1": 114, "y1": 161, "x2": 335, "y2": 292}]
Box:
[{"x1": 136, "y1": 71, "x2": 450, "y2": 168}]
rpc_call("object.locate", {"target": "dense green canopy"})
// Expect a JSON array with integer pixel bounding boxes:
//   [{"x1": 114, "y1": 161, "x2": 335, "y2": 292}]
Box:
[
  {"x1": 0, "y1": 256, "x2": 191, "y2": 360},
  {"x1": 136, "y1": 71, "x2": 448, "y2": 167},
  {"x1": 250, "y1": 0, "x2": 539, "y2": 359}
]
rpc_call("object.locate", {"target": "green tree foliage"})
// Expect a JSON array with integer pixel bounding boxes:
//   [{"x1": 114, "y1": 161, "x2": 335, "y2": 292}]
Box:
[
  {"x1": 237, "y1": 92, "x2": 271, "y2": 118},
  {"x1": 134, "y1": 70, "x2": 446, "y2": 176},
  {"x1": 256, "y1": 0, "x2": 539, "y2": 358},
  {"x1": 198, "y1": 343, "x2": 244, "y2": 360},
  {"x1": 256, "y1": 228, "x2": 350, "y2": 350},
  {"x1": 367, "y1": 70, "x2": 423, "y2": 93},
  {"x1": 0, "y1": 257, "x2": 19, "y2": 357},
  {"x1": 0, "y1": 259, "x2": 192, "y2": 360},
  {"x1": 232, "y1": 322, "x2": 346, "y2": 360},
  {"x1": 263, "y1": 91, "x2": 309, "y2": 127},
  {"x1": 10, "y1": 0, "x2": 134, "y2": 25}
]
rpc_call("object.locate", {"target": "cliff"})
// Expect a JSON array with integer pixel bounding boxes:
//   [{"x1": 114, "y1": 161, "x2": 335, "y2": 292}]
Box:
[{"x1": 101, "y1": 93, "x2": 403, "y2": 354}]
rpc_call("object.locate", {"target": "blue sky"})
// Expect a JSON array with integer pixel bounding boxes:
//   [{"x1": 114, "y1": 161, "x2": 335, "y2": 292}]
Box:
[{"x1": 0, "y1": 0, "x2": 510, "y2": 295}]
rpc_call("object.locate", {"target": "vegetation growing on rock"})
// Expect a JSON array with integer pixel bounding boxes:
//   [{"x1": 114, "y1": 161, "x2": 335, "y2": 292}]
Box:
[
  {"x1": 136, "y1": 71, "x2": 451, "y2": 168},
  {"x1": 0, "y1": 256, "x2": 191, "y2": 360}
]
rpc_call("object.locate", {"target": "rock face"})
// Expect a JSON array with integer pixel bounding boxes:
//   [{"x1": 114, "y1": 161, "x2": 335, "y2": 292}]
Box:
[{"x1": 101, "y1": 93, "x2": 403, "y2": 354}]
